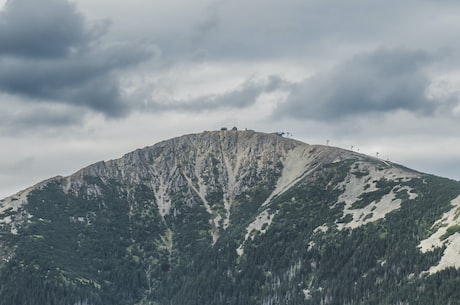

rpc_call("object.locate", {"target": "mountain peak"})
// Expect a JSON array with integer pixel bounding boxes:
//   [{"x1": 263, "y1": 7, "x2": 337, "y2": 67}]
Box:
[{"x1": 1, "y1": 130, "x2": 460, "y2": 305}]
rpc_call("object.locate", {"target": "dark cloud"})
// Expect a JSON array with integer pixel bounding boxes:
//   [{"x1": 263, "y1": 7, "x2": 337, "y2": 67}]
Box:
[
  {"x1": 0, "y1": 43, "x2": 151, "y2": 116},
  {"x1": 0, "y1": 0, "x2": 104, "y2": 58},
  {"x1": 150, "y1": 48, "x2": 448, "y2": 121},
  {"x1": 182, "y1": 1, "x2": 410, "y2": 61},
  {"x1": 277, "y1": 49, "x2": 437, "y2": 120},
  {"x1": 165, "y1": 0, "x2": 460, "y2": 67},
  {"x1": 148, "y1": 75, "x2": 289, "y2": 112},
  {"x1": 0, "y1": 0, "x2": 154, "y2": 117}
]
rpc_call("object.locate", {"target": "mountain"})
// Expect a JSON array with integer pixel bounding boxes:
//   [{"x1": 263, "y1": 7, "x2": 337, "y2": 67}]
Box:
[{"x1": 1, "y1": 130, "x2": 460, "y2": 305}]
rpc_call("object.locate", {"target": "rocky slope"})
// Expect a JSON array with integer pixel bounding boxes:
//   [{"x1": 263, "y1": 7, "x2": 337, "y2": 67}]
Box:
[{"x1": 1, "y1": 130, "x2": 460, "y2": 305}]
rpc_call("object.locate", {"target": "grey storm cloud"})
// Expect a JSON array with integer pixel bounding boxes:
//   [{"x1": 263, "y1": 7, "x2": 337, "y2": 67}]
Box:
[
  {"x1": 183, "y1": 0, "x2": 421, "y2": 61},
  {"x1": 150, "y1": 75, "x2": 289, "y2": 112},
  {"x1": 156, "y1": 48, "x2": 443, "y2": 120},
  {"x1": 0, "y1": 0, "x2": 101, "y2": 58},
  {"x1": 277, "y1": 49, "x2": 436, "y2": 120},
  {"x1": 0, "y1": 0, "x2": 154, "y2": 117}
]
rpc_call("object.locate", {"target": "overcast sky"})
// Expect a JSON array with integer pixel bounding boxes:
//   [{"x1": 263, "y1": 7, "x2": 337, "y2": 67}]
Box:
[{"x1": 2, "y1": 0, "x2": 460, "y2": 198}]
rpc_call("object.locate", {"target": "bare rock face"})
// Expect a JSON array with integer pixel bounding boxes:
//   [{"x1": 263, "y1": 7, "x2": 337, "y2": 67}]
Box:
[
  {"x1": 1, "y1": 130, "x2": 460, "y2": 305},
  {"x1": 56, "y1": 131, "x2": 306, "y2": 241},
  {"x1": 58, "y1": 130, "x2": 416, "y2": 241}
]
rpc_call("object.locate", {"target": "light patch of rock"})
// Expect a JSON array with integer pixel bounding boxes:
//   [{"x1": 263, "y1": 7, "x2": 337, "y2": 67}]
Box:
[
  {"x1": 419, "y1": 195, "x2": 460, "y2": 274},
  {"x1": 237, "y1": 209, "x2": 277, "y2": 256},
  {"x1": 219, "y1": 132, "x2": 238, "y2": 229},
  {"x1": 183, "y1": 171, "x2": 221, "y2": 243},
  {"x1": 0, "y1": 186, "x2": 33, "y2": 215},
  {"x1": 338, "y1": 188, "x2": 402, "y2": 230},
  {"x1": 337, "y1": 161, "x2": 417, "y2": 206},
  {"x1": 0, "y1": 179, "x2": 53, "y2": 234},
  {"x1": 154, "y1": 177, "x2": 171, "y2": 217},
  {"x1": 303, "y1": 289, "x2": 312, "y2": 300},
  {"x1": 313, "y1": 224, "x2": 329, "y2": 233},
  {"x1": 262, "y1": 145, "x2": 321, "y2": 207},
  {"x1": 336, "y1": 161, "x2": 419, "y2": 230}
]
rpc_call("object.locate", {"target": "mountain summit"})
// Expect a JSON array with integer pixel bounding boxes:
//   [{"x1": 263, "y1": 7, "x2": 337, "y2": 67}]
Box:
[{"x1": 1, "y1": 130, "x2": 460, "y2": 305}]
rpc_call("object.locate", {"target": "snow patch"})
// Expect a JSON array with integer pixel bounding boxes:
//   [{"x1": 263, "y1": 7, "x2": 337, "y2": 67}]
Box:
[{"x1": 419, "y1": 195, "x2": 460, "y2": 274}]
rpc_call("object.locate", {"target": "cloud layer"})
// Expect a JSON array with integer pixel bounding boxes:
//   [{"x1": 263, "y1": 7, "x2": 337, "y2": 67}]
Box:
[
  {"x1": 3, "y1": 0, "x2": 460, "y2": 126},
  {"x1": 0, "y1": 0, "x2": 93, "y2": 58},
  {"x1": 0, "y1": 0, "x2": 154, "y2": 120},
  {"x1": 279, "y1": 49, "x2": 437, "y2": 120}
]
